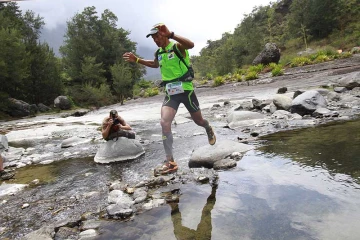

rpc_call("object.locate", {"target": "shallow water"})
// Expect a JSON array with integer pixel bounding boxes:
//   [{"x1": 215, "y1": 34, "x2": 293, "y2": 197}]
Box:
[
  {"x1": 1, "y1": 119, "x2": 360, "y2": 239},
  {"x1": 94, "y1": 119, "x2": 360, "y2": 240}
]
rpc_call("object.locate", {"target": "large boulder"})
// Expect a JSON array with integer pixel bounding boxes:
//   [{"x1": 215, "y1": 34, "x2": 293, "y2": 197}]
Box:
[
  {"x1": 54, "y1": 96, "x2": 72, "y2": 110},
  {"x1": 189, "y1": 140, "x2": 254, "y2": 168},
  {"x1": 94, "y1": 138, "x2": 145, "y2": 163},
  {"x1": 6, "y1": 98, "x2": 31, "y2": 117},
  {"x1": 37, "y1": 103, "x2": 51, "y2": 112},
  {"x1": 252, "y1": 43, "x2": 281, "y2": 65},
  {"x1": 290, "y1": 90, "x2": 327, "y2": 116},
  {"x1": 337, "y1": 72, "x2": 360, "y2": 90}
]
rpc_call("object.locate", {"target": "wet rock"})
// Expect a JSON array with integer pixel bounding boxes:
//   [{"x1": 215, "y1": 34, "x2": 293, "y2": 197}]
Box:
[
  {"x1": 94, "y1": 138, "x2": 145, "y2": 163},
  {"x1": 0, "y1": 183, "x2": 28, "y2": 197},
  {"x1": 227, "y1": 111, "x2": 266, "y2": 129},
  {"x1": 271, "y1": 110, "x2": 302, "y2": 120},
  {"x1": 61, "y1": 136, "x2": 92, "y2": 148},
  {"x1": 234, "y1": 100, "x2": 254, "y2": 111},
  {"x1": 126, "y1": 187, "x2": 135, "y2": 194},
  {"x1": 79, "y1": 229, "x2": 98, "y2": 239},
  {"x1": 21, "y1": 203, "x2": 30, "y2": 209},
  {"x1": 312, "y1": 108, "x2": 333, "y2": 118},
  {"x1": 80, "y1": 212, "x2": 99, "y2": 222},
  {"x1": 80, "y1": 219, "x2": 102, "y2": 231},
  {"x1": 273, "y1": 94, "x2": 292, "y2": 110},
  {"x1": 196, "y1": 176, "x2": 209, "y2": 183},
  {"x1": 22, "y1": 225, "x2": 55, "y2": 240},
  {"x1": 109, "y1": 180, "x2": 127, "y2": 191},
  {"x1": 142, "y1": 199, "x2": 165, "y2": 210},
  {"x1": 334, "y1": 87, "x2": 347, "y2": 93},
  {"x1": 327, "y1": 91, "x2": 341, "y2": 101},
  {"x1": 337, "y1": 71, "x2": 360, "y2": 89},
  {"x1": 293, "y1": 90, "x2": 304, "y2": 99},
  {"x1": 277, "y1": 87, "x2": 287, "y2": 94},
  {"x1": 213, "y1": 158, "x2": 237, "y2": 170},
  {"x1": 189, "y1": 140, "x2": 254, "y2": 168},
  {"x1": 54, "y1": 226, "x2": 79, "y2": 240},
  {"x1": 133, "y1": 187, "x2": 148, "y2": 204},
  {"x1": 108, "y1": 190, "x2": 134, "y2": 205},
  {"x1": 106, "y1": 204, "x2": 133, "y2": 218},
  {"x1": 291, "y1": 90, "x2": 327, "y2": 116}
]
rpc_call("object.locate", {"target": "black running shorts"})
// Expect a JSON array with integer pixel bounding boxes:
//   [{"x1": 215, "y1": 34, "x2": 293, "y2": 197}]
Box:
[{"x1": 162, "y1": 90, "x2": 200, "y2": 113}]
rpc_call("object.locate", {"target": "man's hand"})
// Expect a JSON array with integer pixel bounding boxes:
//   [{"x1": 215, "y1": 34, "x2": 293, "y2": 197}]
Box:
[
  {"x1": 108, "y1": 118, "x2": 114, "y2": 126},
  {"x1": 123, "y1": 52, "x2": 137, "y2": 63},
  {"x1": 156, "y1": 24, "x2": 172, "y2": 38}
]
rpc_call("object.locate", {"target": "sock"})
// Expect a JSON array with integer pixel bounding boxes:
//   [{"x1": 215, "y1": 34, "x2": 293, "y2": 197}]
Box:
[
  {"x1": 162, "y1": 132, "x2": 173, "y2": 160},
  {"x1": 203, "y1": 119, "x2": 210, "y2": 129}
]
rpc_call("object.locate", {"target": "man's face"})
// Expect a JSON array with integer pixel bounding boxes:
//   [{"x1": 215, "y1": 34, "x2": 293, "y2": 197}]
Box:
[
  {"x1": 110, "y1": 111, "x2": 117, "y2": 118},
  {"x1": 151, "y1": 32, "x2": 165, "y2": 47}
]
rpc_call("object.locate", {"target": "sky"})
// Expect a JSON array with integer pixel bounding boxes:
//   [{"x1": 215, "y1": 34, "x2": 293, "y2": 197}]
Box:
[{"x1": 17, "y1": 0, "x2": 272, "y2": 56}]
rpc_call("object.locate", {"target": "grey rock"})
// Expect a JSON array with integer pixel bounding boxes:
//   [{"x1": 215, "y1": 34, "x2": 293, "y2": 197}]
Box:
[
  {"x1": 189, "y1": 140, "x2": 254, "y2": 168},
  {"x1": 94, "y1": 138, "x2": 145, "y2": 163}
]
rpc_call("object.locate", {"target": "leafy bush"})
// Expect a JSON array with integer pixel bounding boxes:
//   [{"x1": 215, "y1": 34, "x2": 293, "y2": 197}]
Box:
[
  {"x1": 213, "y1": 76, "x2": 225, "y2": 87},
  {"x1": 206, "y1": 73, "x2": 213, "y2": 80},
  {"x1": 234, "y1": 74, "x2": 243, "y2": 82},
  {"x1": 235, "y1": 68, "x2": 247, "y2": 75},
  {"x1": 268, "y1": 62, "x2": 278, "y2": 70},
  {"x1": 313, "y1": 54, "x2": 330, "y2": 63},
  {"x1": 245, "y1": 71, "x2": 258, "y2": 81},
  {"x1": 290, "y1": 57, "x2": 312, "y2": 67},
  {"x1": 200, "y1": 79, "x2": 208, "y2": 85},
  {"x1": 248, "y1": 64, "x2": 264, "y2": 73},
  {"x1": 271, "y1": 66, "x2": 284, "y2": 76},
  {"x1": 338, "y1": 52, "x2": 353, "y2": 58},
  {"x1": 144, "y1": 87, "x2": 159, "y2": 97},
  {"x1": 137, "y1": 79, "x2": 153, "y2": 88}
]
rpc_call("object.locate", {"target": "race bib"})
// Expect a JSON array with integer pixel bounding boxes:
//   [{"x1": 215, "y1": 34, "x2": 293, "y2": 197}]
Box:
[{"x1": 166, "y1": 82, "x2": 184, "y2": 95}]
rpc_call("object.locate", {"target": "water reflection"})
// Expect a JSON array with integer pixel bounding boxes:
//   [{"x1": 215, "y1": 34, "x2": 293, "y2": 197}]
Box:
[
  {"x1": 258, "y1": 119, "x2": 360, "y2": 182},
  {"x1": 169, "y1": 186, "x2": 217, "y2": 240}
]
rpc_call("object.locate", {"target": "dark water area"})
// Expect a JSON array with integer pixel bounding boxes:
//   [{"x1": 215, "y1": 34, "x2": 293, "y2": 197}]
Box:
[
  {"x1": 1, "y1": 119, "x2": 360, "y2": 239},
  {"x1": 91, "y1": 119, "x2": 360, "y2": 240},
  {"x1": 259, "y1": 119, "x2": 360, "y2": 183}
]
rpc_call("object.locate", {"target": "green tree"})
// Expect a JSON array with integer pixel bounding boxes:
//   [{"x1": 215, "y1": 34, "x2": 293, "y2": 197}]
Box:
[
  {"x1": 0, "y1": 28, "x2": 29, "y2": 103},
  {"x1": 111, "y1": 63, "x2": 132, "y2": 105},
  {"x1": 80, "y1": 56, "x2": 106, "y2": 87}
]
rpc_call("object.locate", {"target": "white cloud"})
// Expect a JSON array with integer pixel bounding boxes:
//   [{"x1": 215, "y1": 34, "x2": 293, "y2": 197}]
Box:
[{"x1": 18, "y1": 0, "x2": 272, "y2": 55}]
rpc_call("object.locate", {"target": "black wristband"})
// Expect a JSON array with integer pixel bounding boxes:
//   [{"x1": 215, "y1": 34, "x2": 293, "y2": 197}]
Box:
[{"x1": 168, "y1": 32, "x2": 174, "y2": 39}]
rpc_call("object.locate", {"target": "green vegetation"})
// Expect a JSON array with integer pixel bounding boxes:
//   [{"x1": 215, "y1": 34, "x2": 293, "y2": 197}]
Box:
[
  {"x1": 1, "y1": 0, "x2": 359, "y2": 119},
  {"x1": 245, "y1": 71, "x2": 259, "y2": 81},
  {"x1": 192, "y1": 0, "x2": 360, "y2": 77},
  {"x1": 213, "y1": 76, "x2": 225, "y2": 87},
  {"x1": 271, "y1": 65, "x2": 284, "y2": 77}
]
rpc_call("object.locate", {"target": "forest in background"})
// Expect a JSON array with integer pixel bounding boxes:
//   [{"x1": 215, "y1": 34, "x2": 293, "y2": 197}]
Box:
[
  {"x1": 0, "y1": 0, "x2": 359, "y2": 118},
  {"x1": 192, "y1": 0, "x2": 360, "y2": 76}
]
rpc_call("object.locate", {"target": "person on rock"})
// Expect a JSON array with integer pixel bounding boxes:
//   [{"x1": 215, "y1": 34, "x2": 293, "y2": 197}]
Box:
[
  {"x1": 122, "y1": 23, "x2": 216, "y2": 175},
  {"x1": 0, "y1": 135, "x2": 14, "y2": 181},
  {"x1": 102, "y1": 110, "x2": 135, "y2": 141}
]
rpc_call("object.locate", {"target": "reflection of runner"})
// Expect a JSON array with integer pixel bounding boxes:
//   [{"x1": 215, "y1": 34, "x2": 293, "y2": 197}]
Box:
[{"x1": 169, "y1": 186, "x2": 217, "y2": 240}]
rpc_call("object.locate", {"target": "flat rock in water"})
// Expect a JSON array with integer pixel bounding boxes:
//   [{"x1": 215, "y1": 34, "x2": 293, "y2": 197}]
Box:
[
  {"x1": 0, "y1": 183, "x2": 28, "y2": 197},
  {"x1": 94, "y1": 138, "x2": 145, "y2": 163},
  {"x1": 189, "y1": 140, "x2": 254, "y2": 168}
]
